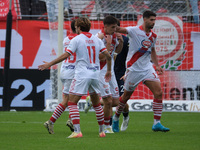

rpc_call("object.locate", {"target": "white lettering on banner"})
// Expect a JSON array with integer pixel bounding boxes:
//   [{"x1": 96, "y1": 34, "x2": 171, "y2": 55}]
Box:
[
  {"x1": 191, "y1": 32, "x2": 200, "y2": 70},
  {"x1": 0, "y1": 29, "x2": 24, "y2": 69},
  {"x1": 36, "y1": 79, "x2": 51, "y2": 107},
  {"x1": 0, "y1": 87, "x2": 2, "y2": 107},
  {"x1": 43, "y1": 99, "x2": 200, "y2": 112},
  {"x1": 126, "y1": 100, "x2": 200, "y2": 112},
  {"x1": 8, "y1": 79, "x2": 50, "y2": 107},
  {"x1": 29, "y1": 29, "x2": 67, "y2": 69},
  {"x1": 10, "y1": 30, "x2": 25, "y2": 68},
  {"x1": 10, "y1": 79, "x2": 33, "y2": 107}
]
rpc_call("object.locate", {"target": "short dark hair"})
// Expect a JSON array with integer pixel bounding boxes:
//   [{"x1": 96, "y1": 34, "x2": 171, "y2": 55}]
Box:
[
  {"x1": 103, "y1": 15, "x2": 118, "y2": 25},
  {"x1": 75, "y1": 17, "x2": 91, "y2": 32},
  {"x1": 143, "y1": 10, "x2": 156, "y2": 18},
  {"x1": 71, "y1": 20, "x2": 76, "y2": 33}
]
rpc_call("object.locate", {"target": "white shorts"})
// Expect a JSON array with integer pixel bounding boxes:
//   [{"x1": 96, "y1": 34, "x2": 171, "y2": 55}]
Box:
[
  {"x1": 69, "y1": 78, "x2": 101, "y2": 96},
  {"x1": 124, "y1": 67, "x2": 160, "y2": 92},
  {"x1": 60, "y1": 79, "x2": 72, "y2": 95},
  {"x1": 99, "y1": 72, "x2": 119, "y2": 98}
]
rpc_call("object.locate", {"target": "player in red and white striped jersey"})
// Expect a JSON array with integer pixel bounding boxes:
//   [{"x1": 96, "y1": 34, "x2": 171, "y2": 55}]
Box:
[
  {"x1": 39, "y1": 17, "x2": 112, "y2": 138},
  {"x1": 43, "y1": 20, "x2": 77, "y2": 134},
  {"x1": 112, "y1": 10, "x2": 170, "y2": 132}
]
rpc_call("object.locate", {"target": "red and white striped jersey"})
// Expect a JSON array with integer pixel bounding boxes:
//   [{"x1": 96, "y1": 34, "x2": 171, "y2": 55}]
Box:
[
  {"x1": 126, "y1": 25, "x2": 157, "y2": 72},
  {"x1": 66, "y1": 32, "x2": 107, "y2": 79},
  {"x1": 60, "y1": 33, "x2": 77, "y2": 79}
]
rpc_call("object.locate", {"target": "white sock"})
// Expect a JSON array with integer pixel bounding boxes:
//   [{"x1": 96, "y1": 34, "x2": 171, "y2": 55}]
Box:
[
  {"x1": 99, "y1": 125, "x2": 104, "y2": 133},
  {"x1": 113, "y1": 114, "x2": 119, "y2": 121},
  {"x1": 74, "y1": 124, "x2": 81, "y2": 132},
  {"x1": 154, "y1": 119, "x2": 160, "y2": 125}
]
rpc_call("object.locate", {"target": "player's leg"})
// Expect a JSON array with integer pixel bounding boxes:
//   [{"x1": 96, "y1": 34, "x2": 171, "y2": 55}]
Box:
[
  {"x1": 112, "y1": 90, "x2": 133, "y2": 132},
  {"x1": 44, "y1": 79, "x2": 70, "y2": 134},
  {"x1": 97, "y1": 75, "x2": 113, "y2": 133},
  {"x1": 112, "y1": 70, "x2": 139, "y2": 132},
  {"x1": 67, "y1": 94, "x2": 83, "y2": 138},
  {"x1": 121, "y1": 103, "x2": 130, "y2": 131},
  {"x1": 102, "y1": 96, "x2": 113, "y2": 133},
  {"x1": 145, "y1": 80, "x2": 170, "y2": 132},
  {"x1": 90, "y1": 93, "x2": 105, "y2": 137},
  {"x1": 89, "y1": 79, "x2": 106, "y2": 137},
  {"x1": 67, "y1": 78, "x2": 90, "y2": 138},
  {"x1": 64, "y1": 93, "x2": 74, "y2": 132},
  {"x1": 117, "y1": 78, "x2": 130, "y2": 131},
  {"x1": 44, "y1": 97, "x2": 66, "y2": 134}
]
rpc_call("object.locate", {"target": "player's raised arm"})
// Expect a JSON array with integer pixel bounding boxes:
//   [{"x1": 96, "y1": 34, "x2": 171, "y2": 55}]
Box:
[
  {"x1": 38, "y1": 52, "x2": 70, "y2": 70},
  {"x1": 116, "y1": 26, "x2": 128, "y2": 34}
]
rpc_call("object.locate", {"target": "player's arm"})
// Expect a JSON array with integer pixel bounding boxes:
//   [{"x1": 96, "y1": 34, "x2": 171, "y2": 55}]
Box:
[
  {"x1": 38, "y1": 52, "x2": 70, "y2": 70},
  {"x1": 116, "y1": 26, "x2": 128, "y2": 34},
  {"x1": 151, "y1": 47, "x2": 163, "y2": 75},
  {"x1": 101, "y1": 50, "x2": 112, "y2": 82},
  {"x1": 115, "y1": 33, "x2": 124, "y2": 54},
  {"x1": 99, "y1": 35, "x2": 112, "y2": 61}
]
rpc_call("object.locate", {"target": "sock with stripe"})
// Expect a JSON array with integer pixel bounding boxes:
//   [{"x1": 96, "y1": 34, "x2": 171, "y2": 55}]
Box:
[
  {"x1": 50, "y1": 103, "x2": 65, "y2": 123},
  {"x1": 114, "y1": 97, "x2": 126, "y2": 120},
  {"x1": 153, "y1": 98, "x2": 163, "y2": 125},
  {"x1": 93, "y1": 103, "x2": 104, "y2": 133},
  {"x1": 68, "y1": 101, "x2": 81, "y2": 132}
]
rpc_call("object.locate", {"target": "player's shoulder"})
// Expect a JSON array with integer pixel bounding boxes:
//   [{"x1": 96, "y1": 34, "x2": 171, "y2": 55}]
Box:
[{"x1": 126, "y1": 26, "x2": 138, "y2": 34}]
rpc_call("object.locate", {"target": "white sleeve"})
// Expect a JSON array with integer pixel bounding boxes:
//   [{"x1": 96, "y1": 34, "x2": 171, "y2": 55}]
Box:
[
  {"x1": 99, "y1": 39, "x2": 107, "y2": 53},
  {"x1": 126, "y1": 26, "x2": 134, "y2": 38},
  {"x1": 152, "y1": 37, "x2": 157, "y2": 48},
  {"x1": 66, "y1": 37, "x2": 77, "y2": 55}
]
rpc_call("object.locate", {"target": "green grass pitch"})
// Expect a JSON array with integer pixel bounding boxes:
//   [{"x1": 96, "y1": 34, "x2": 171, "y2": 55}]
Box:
[{"x1": 0, "y1": 111, "x2": 200, "y2": 150}]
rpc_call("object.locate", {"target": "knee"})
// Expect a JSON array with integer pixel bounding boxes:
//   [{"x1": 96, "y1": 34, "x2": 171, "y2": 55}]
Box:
[
  {"x1": 103, "y1": 96, "x2": 112, "y2": 108},
  {"x1": 112, "y1": 99, "x2": 119, "y2": 107},
  {"x1": 154, "y1": 90, "x2": 163, "y2": 99},
  {"x1": 122, "y1": 94, "x2": 131, "y2": 102}
]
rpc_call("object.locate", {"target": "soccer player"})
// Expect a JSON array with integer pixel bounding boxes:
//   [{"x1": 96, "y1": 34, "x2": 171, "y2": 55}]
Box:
[
  {"x1": 39, "y1": 17, "x2": 112, "y2": 138},
  {"x1": 85, "y1": 15, "x2": 126, "y2": 133},
  {"x1": 112, "y1": 10, "x2": 170, "y2": 132},
  {"x1": 43, "y1": 20, "x2": 77, "y2": 134},
  {"x1": 114, "y1": 21, "x2": 130, "y2": 132}
]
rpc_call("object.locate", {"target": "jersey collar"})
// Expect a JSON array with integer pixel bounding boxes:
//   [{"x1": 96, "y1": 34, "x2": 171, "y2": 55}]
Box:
[
  {"x1": 81, "y1": 32, "x2": 92, "y2": 38},
  {"x1": 139, "y1": 25, "x2": 152, "y2": 37}
]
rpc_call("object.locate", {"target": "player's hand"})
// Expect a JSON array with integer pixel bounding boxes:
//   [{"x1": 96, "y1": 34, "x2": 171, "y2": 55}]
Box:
[
  {"x1": 120, "y1": 75, "x2": 125, "y2": 81},
  {"x1": 98, "y1": 33, "x2": 104, "y2": 39},
  {"x1": 104, "y1": 71, "x2": 111, "y2": 82},
  {"x1": 105, "y1": 35, "x2": 112, "y2": 44},
  {"x1": 38, "y1": 61, "x2": 50, "y2": 71},
  {"x1": 155, "y1": 66, "x2": 164, "y2": 75},
  {"x1": 116, "y1": 33, "x2": 123, "y2": 43}
]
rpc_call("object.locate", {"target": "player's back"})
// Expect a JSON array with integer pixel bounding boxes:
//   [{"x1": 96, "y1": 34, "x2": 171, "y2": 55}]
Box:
[
  {"x1": 68, "y1": 32, "x2": 106, "y2": 79},
  {"x1": 60, "y1": 33, "x2": 77, "y2": 79}
]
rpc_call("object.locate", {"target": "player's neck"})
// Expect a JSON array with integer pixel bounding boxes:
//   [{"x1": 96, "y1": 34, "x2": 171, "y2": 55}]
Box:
[{"x1": 142, "y1": 24, "x2": 151, "y2": 34}]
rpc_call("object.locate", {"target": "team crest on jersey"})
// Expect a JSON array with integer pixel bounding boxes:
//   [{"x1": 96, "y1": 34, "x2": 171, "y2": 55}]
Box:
[
  {"x1": 141, "y1": 40, "x2": 152, "y2": 48},
  {"x1": 105, "y1": 89, "x2": 109, "y2": 94}
]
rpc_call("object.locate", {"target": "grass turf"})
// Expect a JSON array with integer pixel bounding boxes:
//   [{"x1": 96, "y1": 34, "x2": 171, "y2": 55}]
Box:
[{"x1": 0, "y1": 111, "x2": 199, "y2": 150}]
